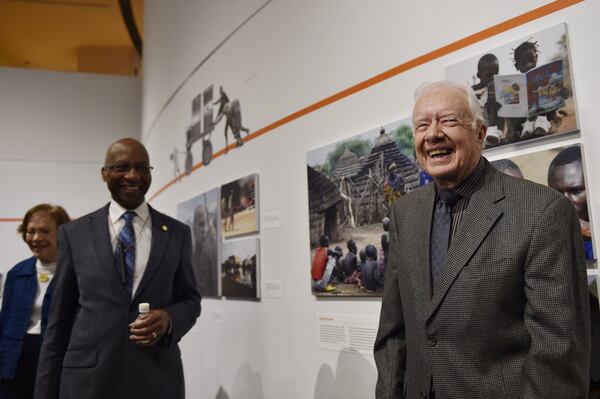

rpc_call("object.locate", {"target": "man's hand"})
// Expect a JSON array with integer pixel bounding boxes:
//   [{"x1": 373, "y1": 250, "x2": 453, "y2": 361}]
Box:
[{"x1": 129, "y1": 309, "x2": 171, "y2": 346}]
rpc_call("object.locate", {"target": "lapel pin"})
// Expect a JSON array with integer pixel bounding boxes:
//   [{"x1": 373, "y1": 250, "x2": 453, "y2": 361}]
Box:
[{"x1": 162, "y1": 225, "x2": 168, "y2": 231}]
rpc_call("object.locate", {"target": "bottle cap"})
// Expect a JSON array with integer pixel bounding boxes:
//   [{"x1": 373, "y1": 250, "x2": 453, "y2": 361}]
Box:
[{"x1": 138, "y1": 303, "x2": 150, "y2": 313}]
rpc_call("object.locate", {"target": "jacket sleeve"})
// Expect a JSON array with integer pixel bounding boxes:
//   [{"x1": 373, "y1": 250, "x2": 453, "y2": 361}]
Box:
[
  {"x1": 164, "y1": 225, "x2": 201, "y2": 346},
  {"x1": 374, "y1": 209, "x2": 406, "y2": 399},
  {"x1": 34, "y1": 226, "x2": 79, "y2": 399},
  {"x1": 0, "y1": 268, "x2": 16, "y2": 337},
  {"x1": 521, "y1": 195, "x2": 591, "y2": 398}
]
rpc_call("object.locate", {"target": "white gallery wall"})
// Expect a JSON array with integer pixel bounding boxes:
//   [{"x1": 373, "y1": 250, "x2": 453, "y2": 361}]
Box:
[
  {"x1": 154, "y1": 1, "x2": 599, "y2": 398},
  {"x1": 0, "y1": 68, "x2": 141, "y2": 277}
]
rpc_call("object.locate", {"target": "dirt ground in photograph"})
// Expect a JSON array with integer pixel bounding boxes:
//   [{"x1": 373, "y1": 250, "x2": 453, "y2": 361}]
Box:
[
  {"x1": 222, "y1": 208, "x2": 258, "y2": 238},
  {"x1": 309, "y1": 223, "x2": 385, "y2": 297}
]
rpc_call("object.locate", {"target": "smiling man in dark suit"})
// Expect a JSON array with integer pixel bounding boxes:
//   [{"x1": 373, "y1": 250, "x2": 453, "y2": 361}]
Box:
[
  {"x1": 34, "y1": 138, "x2": 201, "y2": 399},
  {"x1": 374, "y1": 81, "x2": 590, "y2": 399}
]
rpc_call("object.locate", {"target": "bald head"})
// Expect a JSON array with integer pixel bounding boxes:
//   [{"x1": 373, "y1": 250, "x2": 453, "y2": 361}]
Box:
[
  {"x1": 101, "y1": 138, "x2": 152, "y2": 209},
  {"x1": 105, "y1": 138, "x2": 149, "y2": 165}
]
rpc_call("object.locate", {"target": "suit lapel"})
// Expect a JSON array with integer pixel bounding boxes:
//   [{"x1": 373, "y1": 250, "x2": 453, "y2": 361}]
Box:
[
  {"x1": 89, "y1": 205, "x2": 127, "y2": 293},
  {"x1": 412, "y1": 184, "x2": 436, "y2": 302},
  {"x1": 132, "y1": 206, "x2": 170, "y2": 302},
  {"x1": 426, "y1": 165, "x2": 505, "y2": 321}
]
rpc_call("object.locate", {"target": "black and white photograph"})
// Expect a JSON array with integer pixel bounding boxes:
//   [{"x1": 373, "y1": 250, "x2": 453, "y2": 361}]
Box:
[
  {"x1": 221, "y1": 236, "x2": 260, "y2": 300},
  {"x1": 177, "y1": 187, "x2": 221, "y2": 297},
  {"x1": 446, "y1": 23, "x2": 577, "y2": 148}
]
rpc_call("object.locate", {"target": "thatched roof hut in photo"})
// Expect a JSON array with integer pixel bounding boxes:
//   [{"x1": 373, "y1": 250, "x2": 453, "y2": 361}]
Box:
[
  {"x1": 332, "y1": 148, "x2": 363, "y2": 179},
  {"x1": 346, "y1": 128, "x2": 420, "y2": 225},
  {"x1": 307, "y1": 165, "x2": 344, "y2": 246}
]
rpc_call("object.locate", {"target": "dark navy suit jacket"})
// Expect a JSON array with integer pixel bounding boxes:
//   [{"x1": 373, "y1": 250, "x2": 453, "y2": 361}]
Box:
[
  {"x1": 0, "y1": 256, "x2": 54, "y2": 379},
  {"x1": 35, "y1": 204, "x2": 201, "y2": 399}
]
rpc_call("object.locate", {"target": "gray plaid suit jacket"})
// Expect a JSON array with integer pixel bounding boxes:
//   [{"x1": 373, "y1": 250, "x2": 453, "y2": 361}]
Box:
[{"x1": 374, "y1": 162, "x2": 590, "y2": 399}]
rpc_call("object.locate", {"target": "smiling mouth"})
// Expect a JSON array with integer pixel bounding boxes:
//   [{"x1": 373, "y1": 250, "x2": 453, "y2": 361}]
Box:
[{"x1": 428, "y1": 148, "x2": 452, "y2": 158}]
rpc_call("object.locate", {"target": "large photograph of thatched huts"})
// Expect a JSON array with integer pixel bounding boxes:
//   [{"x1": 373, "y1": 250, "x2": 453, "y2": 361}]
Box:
[{"x1": 307, "y1": 118, "x2": 426, "y2": 297}]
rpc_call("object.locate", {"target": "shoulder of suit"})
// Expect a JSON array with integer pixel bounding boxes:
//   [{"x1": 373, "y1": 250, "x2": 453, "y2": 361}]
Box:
[
  {"x1": 8, "y1": 256, "x2": 37, "y2": 276},
  {"x1": 488, "y1": 167, "x2": 574, "y2": 220},
  {"x1": 59, "y1": 205, "x2": 109, "y2": 232},
  {"x1": 495, "y1": 169, "x2": 562, "y2": 203},
  {"x1": 392, "y1": 183, "x2": 432, "y2": 209},
  {"x1": 148, "y1": 206, "x2": 188, "y2": 231}
]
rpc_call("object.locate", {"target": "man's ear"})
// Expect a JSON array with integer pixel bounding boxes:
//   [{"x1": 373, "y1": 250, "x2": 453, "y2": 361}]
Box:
[
  {"x1": 101, "y1": 168, "x2": 108, "y2": 182},
  {"x1": 477, "y1": 123, "x2": 487, "y2": 149}
]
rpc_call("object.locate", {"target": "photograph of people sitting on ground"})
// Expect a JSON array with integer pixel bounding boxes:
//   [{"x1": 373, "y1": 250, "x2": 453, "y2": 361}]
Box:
[
  {"x1": 445, "y1": 23, "x2": 577, "y2": 148},
  {"x1": 306, "y1": 117, "x2": 430, "y2": 297}
]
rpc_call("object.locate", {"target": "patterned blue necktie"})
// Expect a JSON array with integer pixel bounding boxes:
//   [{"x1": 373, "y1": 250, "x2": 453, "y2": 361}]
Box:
[
  {"x1": 430, "y1": 190, "x2": 460, "y2": 288},
  {"x1": 115, "y1": 210, "x2": 136, "y2": 298}
]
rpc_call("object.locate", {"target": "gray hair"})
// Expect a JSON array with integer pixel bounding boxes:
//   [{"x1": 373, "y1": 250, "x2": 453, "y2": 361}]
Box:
[{"x1": 413, "y1": 80, "x2": 486, "y2": 130}]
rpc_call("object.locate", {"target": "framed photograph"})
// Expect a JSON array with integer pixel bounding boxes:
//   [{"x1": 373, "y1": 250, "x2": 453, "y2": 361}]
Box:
[
  {"x1": 445, "y1": 23, "x2": 577, "y2": 148},
  {"x1": 176, "y1": 187, "x2": 221, "y2": 298},
  {"x1": 306, "y1": 118, "x2": 428, "y2": 297},
  {"x1": 490, "y1": 144, "x2": 595, "y2": 263},
  {"x1": 221, "y1": 236, "x2": 260, "y2": 300},
  {"x1": 220, "y1": 173, "x2": 259, "y2": 239}
]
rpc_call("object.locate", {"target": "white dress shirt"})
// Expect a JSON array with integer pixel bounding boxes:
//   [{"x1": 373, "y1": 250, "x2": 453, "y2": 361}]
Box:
[
  {"x1": 27, "y1": 259, "x2": 56, "y2": 334},
  {"x1": 108, "y1": 200, "x2": 152, "y2": 297}
]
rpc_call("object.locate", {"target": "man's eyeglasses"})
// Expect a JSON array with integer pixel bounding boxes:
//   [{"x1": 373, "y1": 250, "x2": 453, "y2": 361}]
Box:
[
  {"x1": 413, "y1": 116, "x2": 472, "y2": 135},
  {"x1": 103, "y1": 164, "x2": 154, "y2": 175}
]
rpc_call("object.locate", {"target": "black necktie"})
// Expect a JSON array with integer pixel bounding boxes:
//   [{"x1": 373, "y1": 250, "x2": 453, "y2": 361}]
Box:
[{"x1": 430, "y1": 190, "x2": 460, "y2": 288}]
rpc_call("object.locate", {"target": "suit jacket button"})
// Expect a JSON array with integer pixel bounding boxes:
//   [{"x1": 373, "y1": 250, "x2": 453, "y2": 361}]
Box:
[
  {"x1": 428, "y1": 339, "x2": 437, "y2": 346},
  {"x1": 419, "y1": 391, "x2": 428, "y2": 398}
]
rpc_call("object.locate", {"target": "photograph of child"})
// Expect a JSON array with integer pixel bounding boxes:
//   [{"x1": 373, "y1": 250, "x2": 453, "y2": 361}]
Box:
[{"x1": 446, "y1": 23, "x2": 576, "y2": 148}]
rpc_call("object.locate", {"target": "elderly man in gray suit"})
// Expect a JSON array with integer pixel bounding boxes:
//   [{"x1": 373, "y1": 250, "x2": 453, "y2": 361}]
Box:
[
  {"x1": 34, "y1": 138, "x2": 201, "y2": 399},
  {"x1": 374, "y1": 81, "x2": 590, "y2": 399}
]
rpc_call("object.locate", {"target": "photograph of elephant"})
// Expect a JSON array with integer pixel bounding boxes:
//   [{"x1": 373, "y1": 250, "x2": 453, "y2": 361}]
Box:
[
  {"x1": 445, "y1": 23, "x2": 577, "y2": 148},
  {"x1": 176, "y1": 187, "x2": 221, "y2": 297},
  {"x1": 221, "y1": 236, "x2": 260, "y2": 300},
  {"x1": 306, "y1": 117, "x2": 427, "y2": 297},
  {"x1": 221, "y1": 173, "x2": 259, "y2": 239},
  {"x1": 490, "y1": 144, "x2": 595, "y2": 264}
]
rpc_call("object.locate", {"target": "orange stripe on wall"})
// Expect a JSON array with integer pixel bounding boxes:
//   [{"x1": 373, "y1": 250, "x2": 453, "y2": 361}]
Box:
[
  {"x1": 0, "y1": 218, "x2": 22, "y2": 222},
  {"x1": 149, "y1": 0, "x2": 583, "y2": 202},
  {"x1": 0, "y1": 0, "x2": 582, "y2": 216}
]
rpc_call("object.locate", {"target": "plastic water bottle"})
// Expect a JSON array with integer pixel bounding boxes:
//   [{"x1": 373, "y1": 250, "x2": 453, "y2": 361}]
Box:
[
  {"x1": 138, "y1": 302, "x2": 150, "y2": 320},
  {"x1": 133, "y1": 302, "x2": 151, "y2": 344}
]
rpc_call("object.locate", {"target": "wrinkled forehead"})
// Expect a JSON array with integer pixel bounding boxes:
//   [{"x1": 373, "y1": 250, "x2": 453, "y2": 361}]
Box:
[{"x1": 412, "y1": 86, "x2": 471, "y2": 121}]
